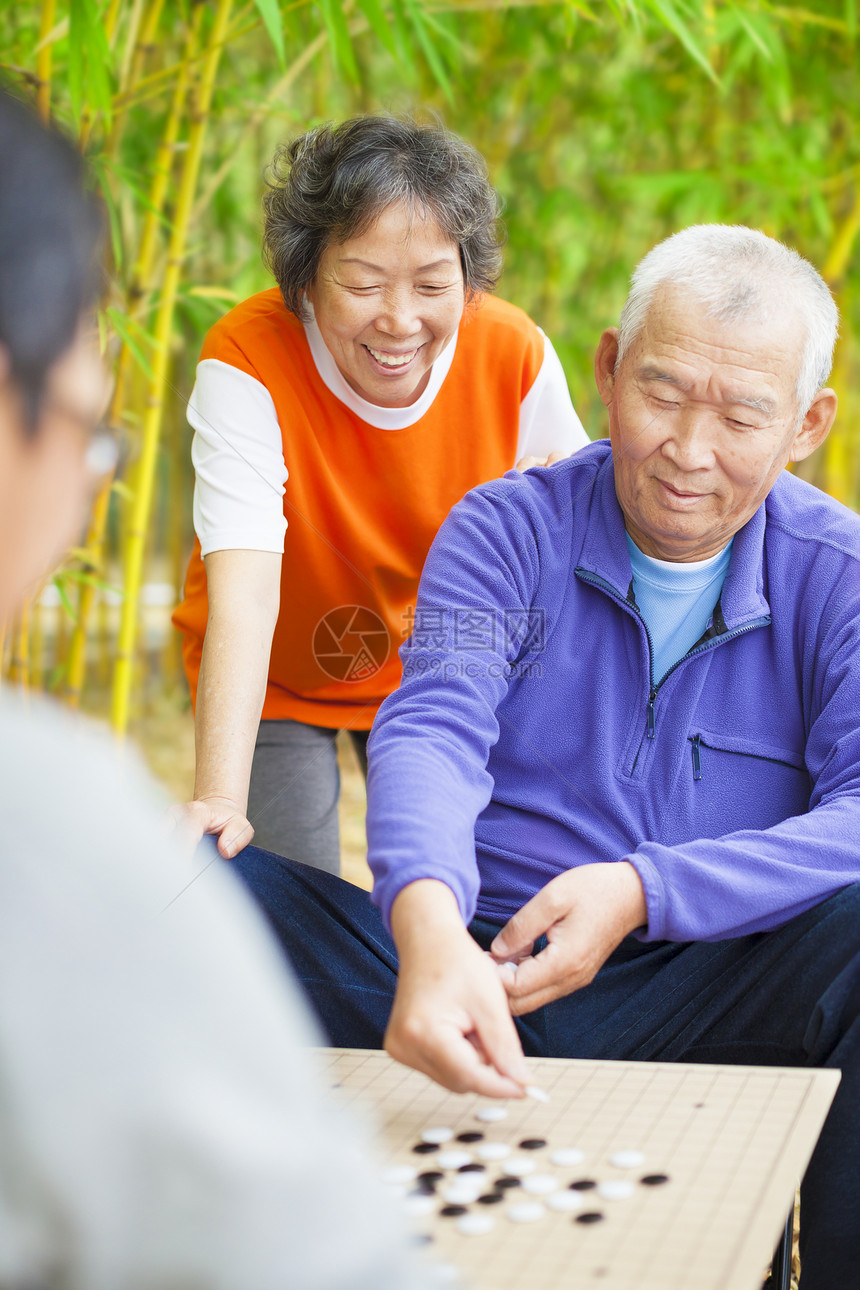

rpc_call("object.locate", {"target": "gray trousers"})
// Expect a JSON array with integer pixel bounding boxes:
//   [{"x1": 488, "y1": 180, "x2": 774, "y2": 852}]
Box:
[{"x1": 245, "y1": 719, "x2": 369, "y2": 874}]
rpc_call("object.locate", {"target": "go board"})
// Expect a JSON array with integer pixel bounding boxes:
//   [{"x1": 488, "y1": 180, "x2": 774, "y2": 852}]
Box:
[{"x1": 320, "y1": 1048, "x2": 840, "y2": 1290}]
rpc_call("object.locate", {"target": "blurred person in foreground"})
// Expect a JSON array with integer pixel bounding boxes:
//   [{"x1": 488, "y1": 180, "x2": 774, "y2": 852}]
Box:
[
  {"x1": 230, "y1": 225, "x2": 860, "y2": 1290},
  {"x1": 0, "y1": 87, "x2": 427, "y2": 1290},
  {"x1": 172, "y1": 115, "x2": 589, "y2": 874}
]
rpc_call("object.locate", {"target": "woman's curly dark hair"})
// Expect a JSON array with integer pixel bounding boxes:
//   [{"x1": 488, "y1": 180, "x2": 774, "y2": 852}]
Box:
[{"x1": 263, "y1": 115, "x2": 504, "y2": 318}]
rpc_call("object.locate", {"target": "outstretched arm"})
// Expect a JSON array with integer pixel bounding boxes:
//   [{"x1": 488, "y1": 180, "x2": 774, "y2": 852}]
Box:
[{"x1": 177, "y1": 548, "x2": 280, "y2": 858}]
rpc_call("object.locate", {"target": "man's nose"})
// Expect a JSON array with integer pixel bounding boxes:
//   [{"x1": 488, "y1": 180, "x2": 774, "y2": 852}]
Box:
[
  {"x1": 662, "y1": 408, "x2": 716, "y2": 471},
  {"x1": 374, "y1": 288, "x2": 423, "y2": 338}
]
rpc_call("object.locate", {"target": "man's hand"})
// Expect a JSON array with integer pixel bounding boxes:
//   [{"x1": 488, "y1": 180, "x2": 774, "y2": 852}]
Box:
[
  {"x1": 490, "y1": 862, "x2": 647, "y2": 1015},
  {"x1": 386, "y1": 880, "x2": 532, "y2": 1098},
  {"x1": 169, "y1": 796, "x2": 254, "y2": 860},
  {"x1": 515, "y1": 450, "x2": 569, "y2": 472}
]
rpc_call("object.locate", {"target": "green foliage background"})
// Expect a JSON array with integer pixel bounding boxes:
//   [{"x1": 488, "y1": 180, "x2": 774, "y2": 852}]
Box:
[{"x1": 2, "y1": 0, "x2": 859, "y2": 718}]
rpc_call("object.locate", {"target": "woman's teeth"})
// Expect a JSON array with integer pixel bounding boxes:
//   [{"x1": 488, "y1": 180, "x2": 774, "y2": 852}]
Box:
[{"x1": 366, "y1": 346, "x2": 417, "y2": 368}]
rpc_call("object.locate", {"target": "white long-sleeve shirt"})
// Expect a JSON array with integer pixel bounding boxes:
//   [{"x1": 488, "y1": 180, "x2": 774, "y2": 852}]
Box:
[{"x1": 0, "y1": 692, "x2": 426, "y2": 1290}]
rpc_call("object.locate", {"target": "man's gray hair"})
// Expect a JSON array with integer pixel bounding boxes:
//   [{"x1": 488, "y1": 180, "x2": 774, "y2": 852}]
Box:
[{"x1": 617, "y1": 225, "x2": 838, "y2": 415}]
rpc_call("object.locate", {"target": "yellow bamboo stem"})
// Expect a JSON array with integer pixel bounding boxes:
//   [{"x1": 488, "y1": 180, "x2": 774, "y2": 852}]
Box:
[
  {"x1": 35, "y1": 0, "x2": 57, "y2": 121},
  {"x1": 823, "y1": 190, "x2": 860, "y2": 286},
  {"x1": 118, "y1": 0, "x2": 148, "y2": 93},
  {"x1": 67, "y1": 6, "x2": 202, "y2": 707},
  {"x1": 65, "y1": 477, "x2": 113, "y2": 706},
  {"x1": 191, "y1": 26, "x2": 332, "y2": 220},
  {"x1": 104, "y1": 0, "x2": 123, "y2": 45},
  {"x1": 111, "y1": 0, "x2": 234, "y2": 736},
  {"x1": 11, "y1": 601, "x2": 31, "y2": 691},
  {"x1": 133, "y1": 6, "x2": 202, "y2": 297},
  {"x1": 31, "y1": 594, "x2": 45, "y2": 691}
]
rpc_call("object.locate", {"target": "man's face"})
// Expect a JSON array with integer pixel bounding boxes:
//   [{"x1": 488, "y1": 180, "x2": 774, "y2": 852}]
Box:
[
  {"x1": 595, "y1": 285, "x2": 835, "y2": 562},
  {"x1": 0, "y1": 326, "x2": 110, "y2": 622}
]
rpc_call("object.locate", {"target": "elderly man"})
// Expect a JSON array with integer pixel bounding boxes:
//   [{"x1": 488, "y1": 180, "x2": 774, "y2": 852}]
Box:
[{"x1": 235, "y1": 226, "x2": 860, "y2": 1289}]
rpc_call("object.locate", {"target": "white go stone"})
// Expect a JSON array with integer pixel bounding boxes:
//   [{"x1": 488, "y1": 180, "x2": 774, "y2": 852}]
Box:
[
  {"x1": 456, "y1": 1213, "x2": 496, "y2": 1237},
  {"x1": 381, "y1": 1164, "x2": 418, "y2": 1186},
  {"x1": 431, "y1": 1263, "x2": 460, "y2": 1284},
  {"x1": 547, "y1": 1190, "x2": 585, "y2": 1213},
  {"x1": 475, "y1": 1106, "x2": 508, "y2": 1123},
  {"x1": 504, "y1": 1155, "x2": 537, "y2": 1177},
  {"x1": 597, "y1": 1179, "x2": 636, "y2": 1200},
  {"x1": 437, "y1": 1150, "x2": 472, "y2": 1171},
  {"x1": 524, "y1": 1085, "x2": 550, "y2": 1103},
  {"x1": 421, "y1": 1127, "x2": 455, "y2": 1145},
  {"x1": 442, "y1": 1182, "x2": 482, "y2": 1205},
  {"x1": 609, "y1": 1150, "x2": 645, "y2": 1169},
  {"x1": 403, "y1": 1192, "x2": 437, "y2": 1217},
  {"x1": 507, "y1": 1202, "x2": 546, "y2": 1223},
  {"x1": 476, "y1": 1142, "x2": 511, "y2": 1162},
  {"x1": 522, "y1": 1174, "x2": 560, "y2": 1196},
  {"x1": 549, "y1": 1148, "x2": 585, "y2": 1168}
]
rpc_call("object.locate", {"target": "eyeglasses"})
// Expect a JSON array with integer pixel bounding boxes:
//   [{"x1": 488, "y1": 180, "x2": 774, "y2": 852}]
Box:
[{"x1": 39, "y1": 395, "x2": 124, "y2": 480}]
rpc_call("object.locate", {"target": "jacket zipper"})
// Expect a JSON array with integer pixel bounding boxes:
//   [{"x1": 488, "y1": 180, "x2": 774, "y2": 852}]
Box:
[
  {"x1": 689, "y1": 734, "x2": 805, "y2": 781},
  {"x1": 575, "y1": 567, "x2": 771, "y2": 765}
]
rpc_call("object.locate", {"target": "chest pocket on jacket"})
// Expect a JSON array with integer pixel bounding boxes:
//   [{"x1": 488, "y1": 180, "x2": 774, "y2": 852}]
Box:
[{"x1": 686, "y1": 728, "x2": 811, "y2": 838}]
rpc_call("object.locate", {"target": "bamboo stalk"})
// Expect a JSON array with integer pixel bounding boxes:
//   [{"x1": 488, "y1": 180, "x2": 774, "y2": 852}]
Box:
[
  {"x1": 820, "y1": 191, "x2": 860, "y2": 505},
  {"x1": 118, "y1": 0, "x2": 147, "y2": 92},
  {"x1": 35, "y1": 0, "x2": 57, "y2": 121},
  {"x1": 66, "y1": 6, "x2": 202, "y2": 707},
  {"x1": 111, "y1": 0, "x2": 234, "y2": 736},
  {"x1": 10, "y1": 601, "x2": 31, "y2": 691},
  {"x1": 190, "y1": 26, "x2": 332, "y2": 221}
]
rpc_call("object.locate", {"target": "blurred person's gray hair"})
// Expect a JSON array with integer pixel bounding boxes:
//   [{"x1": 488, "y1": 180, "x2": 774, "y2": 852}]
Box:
[
  {"x1": 263, "y1": 115, "x2": 503, "y2": 319},
  {"x1": 616, "y1": 224, "x2": 838, "y2": 418}
]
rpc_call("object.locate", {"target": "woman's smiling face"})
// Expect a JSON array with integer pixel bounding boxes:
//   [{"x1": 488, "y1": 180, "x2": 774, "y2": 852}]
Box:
[{"x1": 307, "y1": 202, "x2": 465, "y2": 409}]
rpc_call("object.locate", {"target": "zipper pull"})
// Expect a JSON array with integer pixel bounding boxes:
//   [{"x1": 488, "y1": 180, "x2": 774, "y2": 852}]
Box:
[
  {"x1": 692, "y1": 734, "x2": 702, "y2": 781},
  {"x1": 647, "y1": 689, "x2": 657, "y2": 739}
]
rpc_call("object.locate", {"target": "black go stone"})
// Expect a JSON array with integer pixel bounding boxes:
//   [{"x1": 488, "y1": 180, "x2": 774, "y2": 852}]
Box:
[
  {"x1": 569, "y1": 1179, "x2": 598, "y2": 1191},
  {"x1": 494, "y1": 1176, "x2": 522, "y2": 1191},
  {"x1": 440, "y1": 1204, "x2": 469, "y2": 1217},
  {"x1": 417, "y1": 1170, "x2": 444, "y2": 1186},
  {"x1": 519, "y1": 1138, "x2": 547, "y2": 1150},
  {"x1": 640, "y1": 1173, "x2": 670, "y2": 1186},
  {"x1": 576, "y1": 1211, "x2": 605, "y2": 1224},
  {"x1": 412, "y1": 1142, "x2": 439, "y2": 1155},
  {"x1": 456, "y1": 1131, "x2": 484, "y2": 1143},
  {"x1": 477, "y1": 1192, "x2": 505, "y2": 1205},
  {"x1": 458, "y1": 1163, "x2": 486, "y2": 1173}
]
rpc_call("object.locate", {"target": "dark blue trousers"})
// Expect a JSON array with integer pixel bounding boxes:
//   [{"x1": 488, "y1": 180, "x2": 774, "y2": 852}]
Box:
[{"x1": 232, "y1": 847, "x2": 860, "y2": 1290}]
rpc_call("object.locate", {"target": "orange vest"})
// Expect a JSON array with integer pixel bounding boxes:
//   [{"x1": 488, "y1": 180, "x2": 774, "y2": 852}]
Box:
[{"x1": 173, "y1": 288, "x2": 544, "y2": 729}]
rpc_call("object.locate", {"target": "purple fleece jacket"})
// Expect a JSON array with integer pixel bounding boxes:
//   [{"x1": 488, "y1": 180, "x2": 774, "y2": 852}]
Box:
[{"x1": 366, "y1": 441, "x2": 860, "y2": 943}]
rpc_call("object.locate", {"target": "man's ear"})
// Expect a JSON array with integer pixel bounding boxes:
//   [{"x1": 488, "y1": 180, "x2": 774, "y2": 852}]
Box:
[
  {"x1": 789, "y1": 387, "x2": 838, "y2": 464},
  {"x1": 595, "y1": 328, "x2": 620, "y2": 409}
]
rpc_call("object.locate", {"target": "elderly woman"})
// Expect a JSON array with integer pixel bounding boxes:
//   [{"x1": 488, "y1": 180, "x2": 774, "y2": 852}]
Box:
[{"x1": 174, "y1": 115, "x2": 588, "y2": 872}]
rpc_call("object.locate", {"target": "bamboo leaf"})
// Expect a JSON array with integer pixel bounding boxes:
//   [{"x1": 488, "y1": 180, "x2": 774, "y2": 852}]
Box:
[
  {"x1": 186, "y1": 285, "x2": 242, "y2": 302},
  {"x1": 318, "y1": 0, "x2": 361, "y2": 82},
  {"x1": 643, "y1": 0, "x2": 719, "y2": 84},
  {"x1": 51, "y1": 575, "x2": 78, "y2": 623},
  {"x1": 104, "y1": 306, "x2": 156, "y2": 381},
  {"x1": 250, "y1": 0, "x2": 286, "y2": 65},
  {"x1": 68, "y1": 0, "x2": 114, "y2": 127},
  {"x1": 356, "y1": 0, "x2": 400, "y2": 58},
  {"x1": 403, "y1": 0, "x2": 454, "y2": 102}
]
